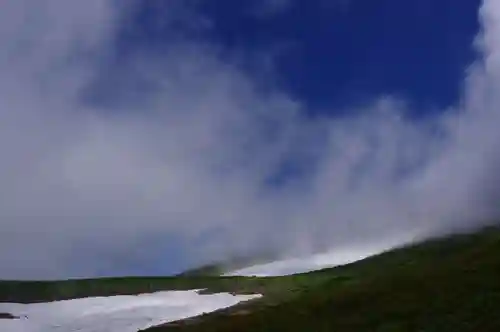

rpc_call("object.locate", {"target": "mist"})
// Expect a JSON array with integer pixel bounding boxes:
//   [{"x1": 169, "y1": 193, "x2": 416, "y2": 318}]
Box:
[{"x1": 1, "y1": 0, "x2": 499, "y2": 279}]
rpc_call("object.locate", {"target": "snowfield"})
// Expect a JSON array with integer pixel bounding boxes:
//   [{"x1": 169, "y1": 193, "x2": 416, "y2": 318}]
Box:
[
  {"x1": 226, "y1": 235, "x2": 417, "y2": 276},
  {"x1": 0, "y1": 290, "x2": 261, "y2": 332},
  {"x1": 225, "y1": 248, "x2": 377, "y2": 276},
  {"x1": 0, "y1": 235, "x2": 417, "y2": 331}
]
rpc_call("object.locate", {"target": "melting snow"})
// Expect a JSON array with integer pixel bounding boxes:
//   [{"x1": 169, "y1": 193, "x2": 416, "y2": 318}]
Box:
[
  {"x1": 226, "y1": 235, "x2": 417, "y2": 276},
  {"x1": 0, "y1": 290, "x2": 261, "y2": 332}
]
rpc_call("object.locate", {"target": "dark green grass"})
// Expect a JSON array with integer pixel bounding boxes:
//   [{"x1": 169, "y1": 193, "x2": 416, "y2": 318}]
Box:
[
  {"x1": 0, "y1": 273, "x2": 331, "y2": 304},
  {"x1": 144, "y1": 226, "x2": 500, "y2": 332},
  {"x1": 2, "y1": 226, "x2": 500, "y2": 331}
]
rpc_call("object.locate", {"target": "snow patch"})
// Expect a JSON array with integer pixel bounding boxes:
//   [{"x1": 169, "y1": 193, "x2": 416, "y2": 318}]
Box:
[{"x1": 0, "y1": 290, "x2": 261, "y2": 332}]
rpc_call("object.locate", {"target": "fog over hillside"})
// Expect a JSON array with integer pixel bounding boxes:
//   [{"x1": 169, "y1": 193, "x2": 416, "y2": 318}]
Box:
[{"x1": 1, "y1": 0, "x2": 500, "y2": 278}]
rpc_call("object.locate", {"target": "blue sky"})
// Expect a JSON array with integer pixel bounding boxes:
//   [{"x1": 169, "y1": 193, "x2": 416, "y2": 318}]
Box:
[
  {"x1": 95, "y1": 0, "x2": 481, "y2": 275},
  {"x1": 117, "y1": 0, "x2": 480, "y2": 113},
  {"x1": 2, "y1": 0, "x2": 500, "y2": 279}
]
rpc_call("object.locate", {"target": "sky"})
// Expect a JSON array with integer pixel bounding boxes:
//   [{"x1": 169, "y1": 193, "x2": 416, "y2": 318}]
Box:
[{"x1": 1, "y1": 0, "x2": 500, "y2": 279}]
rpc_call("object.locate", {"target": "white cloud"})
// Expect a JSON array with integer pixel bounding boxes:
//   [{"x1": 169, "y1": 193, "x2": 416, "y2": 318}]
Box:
[{"x1": 0, "y1": 0, "x2": 499, "y2": 279}]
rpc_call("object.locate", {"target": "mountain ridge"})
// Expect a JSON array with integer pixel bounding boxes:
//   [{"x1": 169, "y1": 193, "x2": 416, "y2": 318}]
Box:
[{"x1": 1, "y1": 225, "x2": 499, "y2": 331}]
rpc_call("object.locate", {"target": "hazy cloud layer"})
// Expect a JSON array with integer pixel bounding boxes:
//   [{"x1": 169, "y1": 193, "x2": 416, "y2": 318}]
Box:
[{"x1": 1, "y1": 0, "x2": 499, "y2": 278}]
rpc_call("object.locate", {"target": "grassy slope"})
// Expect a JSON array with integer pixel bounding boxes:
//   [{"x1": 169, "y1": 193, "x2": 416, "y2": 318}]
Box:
[
  {"x1": 0, "y1": 274, "x2": 331, "y2": 304},
  {"x1": 145, "y1": 226, "x2": 500, "y2": 332},
  {"x1": 1, "y1": 226, "x2": 499, "y2": 331}
]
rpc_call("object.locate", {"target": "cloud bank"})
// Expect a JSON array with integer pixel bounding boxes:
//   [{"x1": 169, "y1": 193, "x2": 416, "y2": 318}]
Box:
[{"x1": 1, "y1": 0, "x2": 499, "y2": 278}]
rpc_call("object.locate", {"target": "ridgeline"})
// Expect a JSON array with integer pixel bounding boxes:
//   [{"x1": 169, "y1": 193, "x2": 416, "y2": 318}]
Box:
[{"x1": 1, "y1": 226, "x2": 499, "y2": 331}]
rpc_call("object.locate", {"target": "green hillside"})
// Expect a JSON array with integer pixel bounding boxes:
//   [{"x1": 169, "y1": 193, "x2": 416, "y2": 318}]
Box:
[
  {"x1": 144, "y1": 226, "x2": 500, "y2": 332},
  {"x1": 2, "y1": 226, "x2": 500, "y2": 331}
]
